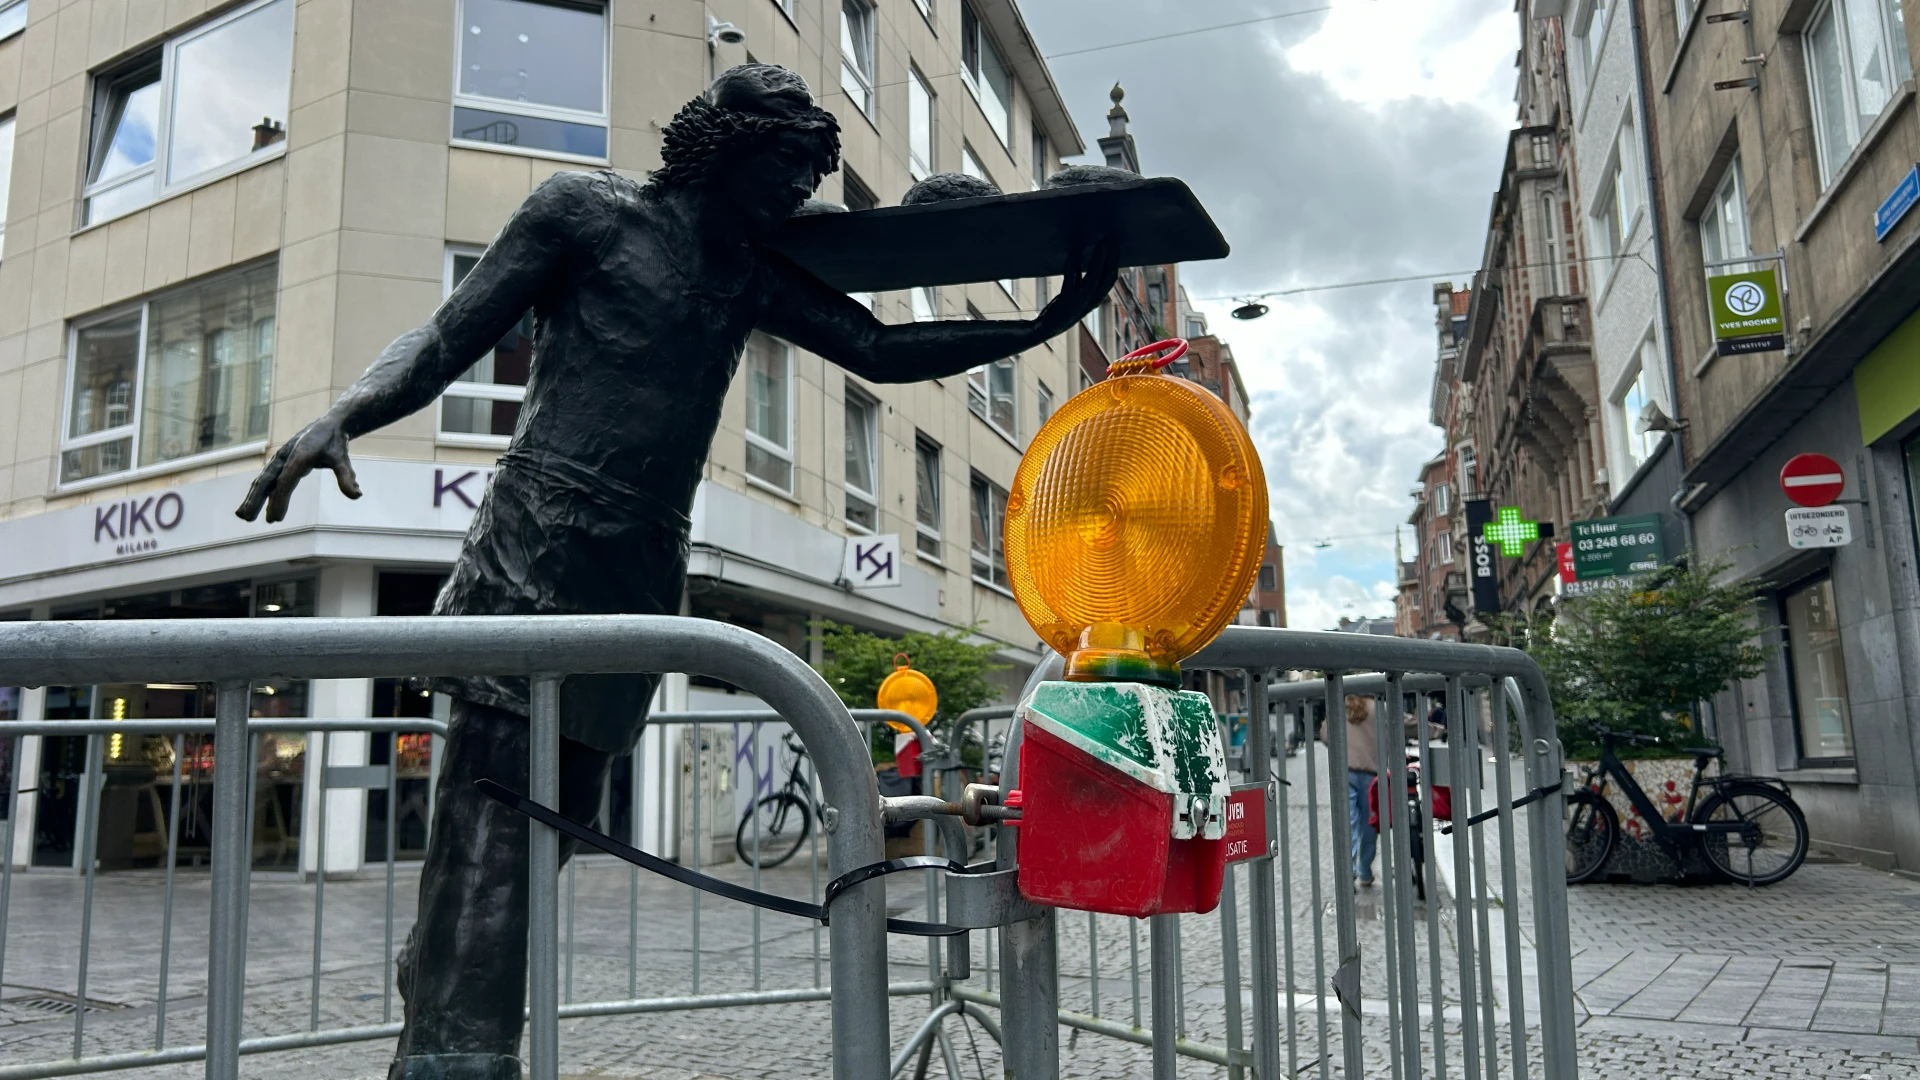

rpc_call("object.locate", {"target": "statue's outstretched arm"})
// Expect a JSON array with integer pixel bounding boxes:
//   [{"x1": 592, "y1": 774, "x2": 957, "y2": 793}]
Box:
[
  {"x1": 237, "y1": 170, "x2": 612, "y2": 522},
  {"x1": 757, "y1": 242, "x2": 1118, "y2": 384}
]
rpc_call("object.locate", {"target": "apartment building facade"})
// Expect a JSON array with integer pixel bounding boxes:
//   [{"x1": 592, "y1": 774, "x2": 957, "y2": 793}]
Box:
[
  {"x1": 0, "y1": 0, "x2": 1095, "y2": 874},
  {"x1": 1643, "y1": 0, "x2": 1920, "y2": 869}
]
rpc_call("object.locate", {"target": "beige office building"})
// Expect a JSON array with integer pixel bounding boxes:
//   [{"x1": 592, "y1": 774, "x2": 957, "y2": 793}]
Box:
[{"x1": 0, "y1": 0, "x2": 1097, "y2": 874}]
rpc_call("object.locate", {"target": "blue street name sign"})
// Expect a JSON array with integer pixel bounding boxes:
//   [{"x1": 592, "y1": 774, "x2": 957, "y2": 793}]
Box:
[{"x1": 1876, "y1": 164, "x2": 1920, "y2": 242}]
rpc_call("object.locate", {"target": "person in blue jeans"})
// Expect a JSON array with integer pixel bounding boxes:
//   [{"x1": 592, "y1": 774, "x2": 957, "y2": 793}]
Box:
[{"x1": 1325, "y1": 694, "x2": 1380, "y2": 885}]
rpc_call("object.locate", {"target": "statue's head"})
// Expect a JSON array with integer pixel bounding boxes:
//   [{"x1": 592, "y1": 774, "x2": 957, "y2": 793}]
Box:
[{"x1": 654, "y1": 64, "x2": 842, "y2": 235}]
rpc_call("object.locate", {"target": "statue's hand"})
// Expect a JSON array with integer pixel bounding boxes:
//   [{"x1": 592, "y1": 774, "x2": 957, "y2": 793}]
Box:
[
  {"x1": 235, "y1": 414, "x2": 361, "y2": 523},
  {"x1": 1036, "y1": 239, "x2": 1119, "y2": 338}
]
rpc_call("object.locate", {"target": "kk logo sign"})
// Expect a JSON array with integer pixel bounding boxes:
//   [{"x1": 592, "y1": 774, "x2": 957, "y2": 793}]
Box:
[{"x1": 842, "y1": 534, "x2": 902, "y2": 588}]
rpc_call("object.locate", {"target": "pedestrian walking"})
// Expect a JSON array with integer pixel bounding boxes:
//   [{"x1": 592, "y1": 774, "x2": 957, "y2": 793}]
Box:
[{"x1": 1324, "y1": 694, "x2": 1380, "y2": 886}]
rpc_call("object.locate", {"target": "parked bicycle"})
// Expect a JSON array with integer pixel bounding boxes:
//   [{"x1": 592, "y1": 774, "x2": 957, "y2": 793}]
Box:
[
  {"x1": 1564, "y1": 725, "x2": 1808, "y2": 886},
  {"x1": 736, "y1": 731, "x2": 821, "y2": 869}
]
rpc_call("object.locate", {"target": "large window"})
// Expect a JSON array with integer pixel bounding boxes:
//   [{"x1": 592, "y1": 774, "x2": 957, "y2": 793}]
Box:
[
  {"x1": 61, "y1": 262, "x2": 278, "y2": 485},
  {"x1": 844, "y1": 389, "x2": 879, "y2": 531},
  {"x1": 970, "y1": 473, "x2": 1009, "y2": 588},
  {"x1": 1036, "y1": 381, "x2": 1053, "y2": 427},
  {"x1": 1807, "y1": 0, "x2": 1912, "y2": 185},
  {"x1": 1571, "y1": 0, "x2": 1608, "y2": 94},
  {"x1": 1539, "y1": 193, "x2": 1561, "y2": 295},
  {"x1": 0, "y1": 1, "x2": 24, "y2": 41},
  {"x1": 840, "y1": 0, "x2": 877, "y2": 118},
  {"x1": 453, "y1": 0, "x2": 608, "y2": 160},
  {"x1": 744, "y1": 332, "x2": 793, "y2": 493},
  {"x1": 82, "y1": 0, "x2": 293, "y2": 226},
  {"x1": 1591, "y1": 119, "x2": 1641, "y2": 261},
  {"x1": 1783, "y1": 576, "x2": 1853, "y2": 762},
  {"x1": 440, "y1": 249, "x2": 532, "y2": 444},
  {"x1": 968, "y1": 358, "x2": 1016, "y2": 438},
  {"x1": 1699, "y1": 158, "x2": 1752, "y2": 272},
  {"x1": 961, "y1": 2, "x2": 1013, "y2": 146},
  {"x1": 1615, "y1": 350, "x2": 1658, "y2": 469},
  {"x1": 908, "y1": 67, "x2": 935, "y2": 180},
  {"x1": 915, "y1": 435, "x2": 941, "y2": 558},
  {"x1": 0, "y1": 115, "x2": 12, "y2": 260}
]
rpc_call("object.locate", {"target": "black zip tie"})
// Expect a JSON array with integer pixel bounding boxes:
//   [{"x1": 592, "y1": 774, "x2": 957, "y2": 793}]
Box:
[
  {"x1": 1441, "y1": 783, "x2": 1564, "y2": 835},
  {"x1": 477, "y1": 778, "x2": 989, "y2": 937}
]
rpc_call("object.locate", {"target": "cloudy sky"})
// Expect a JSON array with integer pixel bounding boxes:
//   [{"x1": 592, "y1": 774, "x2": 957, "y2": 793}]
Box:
[{"x1": 1021, "y1": 0, "x2": 1518, "y2": 631}]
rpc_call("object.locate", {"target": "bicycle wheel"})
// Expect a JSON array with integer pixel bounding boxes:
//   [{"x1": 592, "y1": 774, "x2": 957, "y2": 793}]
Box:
[
  {"x1": 1564, "y1": 789, "x2": 1618, "y2": 884},
  {"x1": 1695, "y1": 783, "x2": 1807, "y2": 886},
  {"x1": 736, "y1": 792, "x2": 812, "y2": 869}
]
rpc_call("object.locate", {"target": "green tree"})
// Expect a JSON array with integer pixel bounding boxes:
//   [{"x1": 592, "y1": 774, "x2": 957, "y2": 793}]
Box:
[
  {"x1": 1497, "y1": 558, "x2": 1770, "y2": 758},
  {"x1": 813, "y1": 621, "x2": 1010, "y2": 763}
]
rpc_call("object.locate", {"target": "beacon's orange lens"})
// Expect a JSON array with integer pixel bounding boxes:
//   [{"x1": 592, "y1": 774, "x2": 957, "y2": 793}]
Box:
[
  {"x1": 1004, "y1": 354, "x2": 1266, "y2": 684},
  {"x1": 877, "y1": 664, "x2": 939, "y2": 730}
]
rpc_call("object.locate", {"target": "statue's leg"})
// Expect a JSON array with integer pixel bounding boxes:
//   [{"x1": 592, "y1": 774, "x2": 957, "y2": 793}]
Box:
[{"x1": 389, "y1": 699, "x2": 616, "y2": 1080}]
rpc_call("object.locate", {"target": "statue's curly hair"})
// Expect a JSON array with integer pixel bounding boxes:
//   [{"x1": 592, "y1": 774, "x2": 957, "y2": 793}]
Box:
[{"x1": 651, "y1": 95, "x2": 841, "y2": 192}]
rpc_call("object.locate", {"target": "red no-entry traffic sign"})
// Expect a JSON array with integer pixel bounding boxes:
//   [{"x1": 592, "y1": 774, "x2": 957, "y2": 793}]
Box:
[{"x1": 1780, "y1": 453, "x2": 1845, "y2": 507}]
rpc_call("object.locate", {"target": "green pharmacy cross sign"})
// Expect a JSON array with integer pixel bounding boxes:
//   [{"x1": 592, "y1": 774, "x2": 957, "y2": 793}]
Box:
[{"x1": 1482, "y1": 506, "x2": 1540, "y2": 557}]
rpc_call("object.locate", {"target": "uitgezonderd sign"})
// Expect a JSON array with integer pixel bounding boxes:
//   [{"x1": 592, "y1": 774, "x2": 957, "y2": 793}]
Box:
[{"x1": 1708, "y1": 268, "x2": 1786, "y2": 356}]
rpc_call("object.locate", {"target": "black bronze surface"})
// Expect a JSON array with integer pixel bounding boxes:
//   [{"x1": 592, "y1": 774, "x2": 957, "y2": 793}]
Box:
[{"x1": 234, "y1": 64, "x2": 1117, "y2": 1079}]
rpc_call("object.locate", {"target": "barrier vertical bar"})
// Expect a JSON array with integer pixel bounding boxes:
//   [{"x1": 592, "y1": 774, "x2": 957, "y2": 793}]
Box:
[
  {"x1": 1374, "y1": 686, "x2": 1405, "y2": 1080},
  {"x1": 1490, "y1": 683, "x2": 1526, "y2": 1080},
  {"x1": 1321, "y1": 674, "x2": 1355, "y2": 1080},
  {"x1": 528, "y1": 675, "x2": 562, "y2": 1080},
  {"x1": 206, "y1": 679, "x2": 253, "y2": 1080},
  {"x1": 1385, "y1": 673, "x2": 1421, "y2": 1079},
  {"x1": 383, "y1": 732, "x2": 397, "y2": 1023},
  {"x1": 1280, "y1": 702, "x2": 1300, "y2": 1078},
  {"x1": 565, "y1": 860, "x2": 576, "y2": 1003},
  {"x1": 1416, "y1": 689, "x2": 1447, "y2": 1079},
  {"x1": 629, "y1": 739, "x2": 641, "y2": 1000},
  {"x1": 309, "y1": 730, "x2": 328, "y2": 1032},
  {"x1": 73, "y1": 733, "x2": 103, "y2": 1058},
  {"x1": 1243, "y1": 667, "x2": 1281, "y2": 1080},
  {"x1": 1174, "y1": 915, "x2": 1187, "y2": 1039},
  {"x1": 1149, "y1": 913, "x2": 1179, "y2": 1079},
  {"x1": 997, "y1": 707, "x2": 1058, "y2": 1080},
  {"x1": 1468, "y1": 691, "x2": 1500, "y2": 1080},
  {"x1": 156, "y1": 733, "x2": 184, "y2": 1049},
  {"x1": 0, "y1": 733, "x2": 17, "y2": 997},
  {"x1": 1129, "y1": 919, "x2": 1141, "y2": 1029},
  {"x1": 1446, "y1": 678, "x2": 1482, "y2": 1080},
  {"x1": 1088, "y1": 911, "x2": 1102, "y2": 1016},
  {"x1": 751, "y1": 720, "x2": 762, "y2": 992},
  {"x1": 1220, "y1": 868, "x2": 1245, "y2": 1080},
  {"x1": 1517, "y1": 679, "x2": 1578, "y2": 1079},
  {"x1": 691, "y1": 722, "x2": 701, "y2": 995}
]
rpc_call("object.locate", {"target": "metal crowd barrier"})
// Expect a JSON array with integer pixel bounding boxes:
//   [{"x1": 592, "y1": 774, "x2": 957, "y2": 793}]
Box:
[{"x1": 0, "y1": 618, "x2": 1577, "y2": 1080}]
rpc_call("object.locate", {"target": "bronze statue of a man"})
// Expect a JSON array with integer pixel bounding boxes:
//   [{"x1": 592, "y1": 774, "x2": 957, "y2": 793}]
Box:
[{"x1": 236, "y1": 65, "x2": 1113, "y2": 1080}]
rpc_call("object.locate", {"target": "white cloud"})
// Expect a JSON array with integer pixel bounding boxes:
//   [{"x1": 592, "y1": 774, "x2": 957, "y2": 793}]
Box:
[{"x1": 1284, "y1": 0, "x2": 1517, "y2": 120}]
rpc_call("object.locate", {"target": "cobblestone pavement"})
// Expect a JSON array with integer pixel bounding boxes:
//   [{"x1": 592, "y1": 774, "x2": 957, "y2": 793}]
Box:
[{"x1": 1, "y1": 745, "x2": 1917, "y2": 1077}]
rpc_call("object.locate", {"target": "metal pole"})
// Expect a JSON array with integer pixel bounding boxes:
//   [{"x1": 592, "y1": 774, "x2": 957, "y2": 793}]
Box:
[
  {"x1": 751, "y1": 720, "x2": 762, "y2": 992},
  {"x1": 0, "y1": 734, "x2": 18, "y2": 998},
  {"x1": 1280, "y1": 704, "x2": 1300, "y2": 1078},
  {"x1": 1418, "y1": 687, "x2": 1447, "y2": 1079},
  {"x1": 157, "y1": 734, "x2": 183, "y2": 1050},
  {"x1": 73, "y1": 734, "x2": 104, "y2": 1059},
  {"x1": 629, "y1": 738, "x2": 641, "y2": 1000},
  {"x1": 1447, "y1": 678, "x2": 1483, "y2": 1080},
  {"x1": 383, "y1": 732, "x2": 396, "y2": 1023},
  {"x1": 1516, "y1": 679, "x2": 1578, "y2": 1079},
  {"x1": 1149, "y1": 914, "x2": 1179, "y2": 1080},
  {"x1": 1243, "y1": 668, "x2": 1282, "y2": 1080},
  {"x1": 1385, "y1": 674, "x2": 1421, "y2": 1078},
  {"x1": 691, "y1": 723, "x2": 701, "y2": 996},
  {"x1": 1375, "y1": 686, "x2": 1406, "y2": 1080},
  {"x1": 1220, "y1": 867, "x2": 1245, "y2": 1080},
  {"x1": 1319, "y1": 675, "x2": 1352, "y2": 1080},
  {"x1": 204, "y1": 679, "x2": 252, "y2": 1080},
  {"x1": 527, "y1": 676, "x2": 562, "y2": 1080},
  {"x1": 1129, "y1": 919, "x2": 1141, "y2": 1030},
  {"x1": 996, "y1": 692, "x2": 1058, "y2": 1080},
  {"x1": 1491, "y1": 684, "x2": 1527, "y2": 1080},
  {"x1": 1087, "y1": 911, "x2": 1101, "y2": 1017},
  {"x1": 309, "y1": 731, "x2": 327, "y2": 1033}
]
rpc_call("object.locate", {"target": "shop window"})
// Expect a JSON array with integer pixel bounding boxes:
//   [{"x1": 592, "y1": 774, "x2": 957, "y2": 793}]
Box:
[
  {"x1": 368, "y1": 571, "x2": 450, "y2": 863},
  {"x1": 960, "y1": 1, "x2": 1012, "y2": 146},
  {"x1": 844, "y1": 388, "x2": 879, "y2": 532},
  {"x1": 908, "y1": 66, "x2": 935, "y2": 180},
  {"x1": 60, "y1": 261, "x2": 278, "y2": 486},
  {"x1": 0, "y1": 1, "x2": 23, "y2": 41},
  {"x1": 0, "y1": 114, "x2": 13, "y2": 260},
  {"x1": 440, "y1": 247, "x2": 531, "y2": 446},
  {"x1": 744, "y1": 332, "x2": 794, "y2": 493},
  {"x1": 1782, "y1": 576, "x2": 1854, "y2": 762},
  {"x1": 970, "y1": 472, "x2": 1008, "y2": 589},
  {"x1": 453, "y1": 0, "x2": 608, "y2": 160},
  {"x1": 839, "y1": 0, "x2": 876, "y2": 118},
  {"x1": 81, "y1": 0, "x2": 293, "y2": 226},
  {"x1": 915, "y1": 435, "x2": 942, "y2": 558},
  {"x1": 1805, "y1": 0, "x2": 1912, "y2": 186}
]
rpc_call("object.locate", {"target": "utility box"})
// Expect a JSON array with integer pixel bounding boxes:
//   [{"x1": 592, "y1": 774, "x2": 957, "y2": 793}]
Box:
[
  {"x1": 1014, "y1": 681, "x2": 1230, "y2": 917},
  {"x1": 676, "y1": 724, "x2": 735, "y2": 867}
]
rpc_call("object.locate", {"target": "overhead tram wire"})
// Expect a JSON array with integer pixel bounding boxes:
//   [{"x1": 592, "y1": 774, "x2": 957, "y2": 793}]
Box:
[{"x1": 1189, "y1": 244, "x2": 1661, "y2": 306}]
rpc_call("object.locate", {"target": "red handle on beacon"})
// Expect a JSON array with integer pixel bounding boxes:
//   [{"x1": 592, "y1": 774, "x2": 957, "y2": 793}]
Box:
[{"x1": 1107, "y1": 338, "x2": 1188, "y2": 377}]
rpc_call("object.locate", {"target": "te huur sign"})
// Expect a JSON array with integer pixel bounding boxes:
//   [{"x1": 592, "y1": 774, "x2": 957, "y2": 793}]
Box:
[
  {"x1": 1708, "y1": 268, "x2": 1786, "y2": 356},
  {"x1": 1570, "y1": 513, "x2": 1664, "y2": 582}
]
